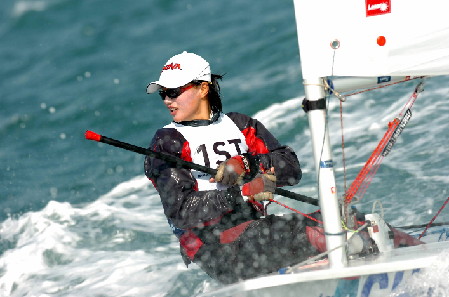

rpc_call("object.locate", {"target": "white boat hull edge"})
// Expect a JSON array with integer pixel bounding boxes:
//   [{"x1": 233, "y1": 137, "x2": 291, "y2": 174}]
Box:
[{"x1": 199, "y1": 240, "x2": 449, "y2": 297}]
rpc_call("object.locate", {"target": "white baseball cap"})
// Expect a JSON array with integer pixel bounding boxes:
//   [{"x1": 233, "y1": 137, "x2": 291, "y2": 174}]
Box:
[{"x1": 146, "y1": 51, "x2": 211, "y2": 94}]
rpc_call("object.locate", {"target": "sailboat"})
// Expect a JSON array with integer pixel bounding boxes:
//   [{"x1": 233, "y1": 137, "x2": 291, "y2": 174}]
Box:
[{"x1": 199, "y1": 0, "x2": 449, "y2": 296}]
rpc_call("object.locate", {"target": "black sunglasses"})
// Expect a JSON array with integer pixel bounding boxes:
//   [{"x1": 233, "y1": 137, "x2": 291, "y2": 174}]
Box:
[{"x1": 159, "y1": 82, "x2": 199, "y2": 100}]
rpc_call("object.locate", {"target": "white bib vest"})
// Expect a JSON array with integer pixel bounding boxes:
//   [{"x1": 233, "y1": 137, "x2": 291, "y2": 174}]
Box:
[{"x1": 165, "y1": 114, "x2": 248, "y2": 190}]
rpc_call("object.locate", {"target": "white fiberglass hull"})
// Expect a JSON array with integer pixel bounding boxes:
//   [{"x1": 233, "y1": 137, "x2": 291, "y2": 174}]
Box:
[{"x1": 199, "y1": 238, "x2": 449, "y2": 297}]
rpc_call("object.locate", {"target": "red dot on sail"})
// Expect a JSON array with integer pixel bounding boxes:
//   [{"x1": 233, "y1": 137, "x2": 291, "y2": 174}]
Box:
[{"x1": 377, "y1": 36, "x2": 386, "y2": 46}]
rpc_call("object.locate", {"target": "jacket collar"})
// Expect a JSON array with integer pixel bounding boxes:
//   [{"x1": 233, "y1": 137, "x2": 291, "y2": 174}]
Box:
[{"x1": 174, "y1": 112, "x2": 221, "y2": 127}]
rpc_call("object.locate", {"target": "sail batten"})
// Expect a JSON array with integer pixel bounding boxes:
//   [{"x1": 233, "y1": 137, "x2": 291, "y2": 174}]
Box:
[{"x1": 294, "y1": 0, "x2": 449, "y2": 79}]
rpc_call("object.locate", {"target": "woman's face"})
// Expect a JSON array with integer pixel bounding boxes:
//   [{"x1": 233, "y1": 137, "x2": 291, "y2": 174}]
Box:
[{"x1": 161, "y1": 82, "x2": 210, "y2": 122}]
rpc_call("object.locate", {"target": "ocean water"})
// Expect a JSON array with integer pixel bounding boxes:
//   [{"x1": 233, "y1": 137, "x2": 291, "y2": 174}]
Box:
[{"x1": 1, "y1": 0, "x2": 448, "y2": 296}]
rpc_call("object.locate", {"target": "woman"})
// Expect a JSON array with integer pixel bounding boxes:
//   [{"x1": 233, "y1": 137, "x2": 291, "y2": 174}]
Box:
[{"x1": 144, "y1": 51, "x2": 319, "y2": 284}]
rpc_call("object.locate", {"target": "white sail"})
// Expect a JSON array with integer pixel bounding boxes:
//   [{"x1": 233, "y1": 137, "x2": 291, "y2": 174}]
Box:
[{"x1": 293, "y1": 0, "x2": 449, "y2": 79}]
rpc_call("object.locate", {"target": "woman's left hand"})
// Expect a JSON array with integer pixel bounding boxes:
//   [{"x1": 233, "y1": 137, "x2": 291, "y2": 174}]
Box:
[{"x1": 241, "y1": 168, "x2": 276, "y2": 201}]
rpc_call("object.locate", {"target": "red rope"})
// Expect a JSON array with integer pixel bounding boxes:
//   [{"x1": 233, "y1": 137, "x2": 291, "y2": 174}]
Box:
[
  {"x1": 419, "y1": 197, "x2": 449, "y2": 239},
  {"x1": 269, "y1": 199, "x2": 323, "y2": 225}
]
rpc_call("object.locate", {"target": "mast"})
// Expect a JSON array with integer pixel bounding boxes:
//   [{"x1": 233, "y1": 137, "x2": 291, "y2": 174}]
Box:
[{"x1": 303, "y1": 77, "x2": 347, "y2": 268}]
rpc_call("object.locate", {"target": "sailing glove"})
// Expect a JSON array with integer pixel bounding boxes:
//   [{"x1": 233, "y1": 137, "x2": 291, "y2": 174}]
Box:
[
  {"x1": 215, "y1": 155, "x2": 250, "y2": 186},
  {"x1": 241, "y1": 171, "x2": 276, "y2": 201}
]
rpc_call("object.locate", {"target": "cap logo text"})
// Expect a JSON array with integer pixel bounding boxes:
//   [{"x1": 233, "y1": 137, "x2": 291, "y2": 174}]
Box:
[{"x1": 162, "y1": 63, "x2": 182, "y2": 71}]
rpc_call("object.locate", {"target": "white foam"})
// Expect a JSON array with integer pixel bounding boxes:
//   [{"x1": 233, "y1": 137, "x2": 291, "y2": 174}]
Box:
[
  {"x1": 0, "y1": 176, "x2": 211, "y2": 297},
  {"x1": 390, "y1": 249, "x2": 449, "y2": 297},
  {"x1": 12, "y1": 1, "x2": 48, "y2": 17}
]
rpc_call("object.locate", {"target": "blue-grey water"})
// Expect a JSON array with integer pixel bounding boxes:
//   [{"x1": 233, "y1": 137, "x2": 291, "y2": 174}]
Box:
[{"x1": 1, "y1": 0, "x2": 448, "y2": 296}]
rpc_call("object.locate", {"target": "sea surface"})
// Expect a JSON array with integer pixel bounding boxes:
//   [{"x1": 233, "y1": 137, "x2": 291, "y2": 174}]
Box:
[{"x1": 1, "y1": 0, "x2": 448, "y2": 296}]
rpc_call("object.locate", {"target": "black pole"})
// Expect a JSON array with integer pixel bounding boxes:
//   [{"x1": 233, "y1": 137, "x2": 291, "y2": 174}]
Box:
[{"x1": 85, "y1": 130, "x2": 319, "y2": 206}]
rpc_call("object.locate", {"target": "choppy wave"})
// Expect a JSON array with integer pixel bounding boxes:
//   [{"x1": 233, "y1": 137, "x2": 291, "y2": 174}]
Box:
[{"x1": 0, "y1": 176, "x2": 217, "y2": 297}]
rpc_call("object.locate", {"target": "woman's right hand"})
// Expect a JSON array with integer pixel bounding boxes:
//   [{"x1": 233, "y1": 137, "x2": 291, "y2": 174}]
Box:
[{"x1": 211, "y1": 155, "x2": 250, "y2": 186}]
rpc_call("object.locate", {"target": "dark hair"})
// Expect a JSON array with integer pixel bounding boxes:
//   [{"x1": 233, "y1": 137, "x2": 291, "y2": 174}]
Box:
[{"x1": 194, "y1": 74, "x2": 224, "y2": 114}]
